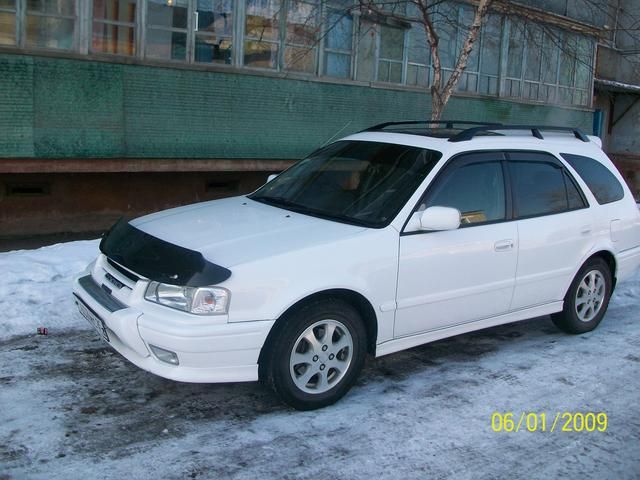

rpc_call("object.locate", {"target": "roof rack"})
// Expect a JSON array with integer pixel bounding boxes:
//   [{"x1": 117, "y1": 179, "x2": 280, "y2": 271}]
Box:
[
  {"x1": 448, "y1": 125, "x2": 590, "y2": 143},
  {"x1": 364, "y1": 120, "x2": 503, "y2": 131}
]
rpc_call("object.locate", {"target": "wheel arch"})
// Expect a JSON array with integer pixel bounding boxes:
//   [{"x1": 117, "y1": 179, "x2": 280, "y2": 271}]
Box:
[
  {"x1": 566, "y1": 249, "x2": 618, "y2": 297},
  {"x1": 257, "y1": 289, "x2": 379, "y2": 374}
]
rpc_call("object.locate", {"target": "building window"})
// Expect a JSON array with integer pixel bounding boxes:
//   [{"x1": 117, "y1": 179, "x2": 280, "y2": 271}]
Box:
[
  {"x1": 377, "y1": 24, "x2": 403, "y2": 83},
  {"x1": 92, "y1": 0, "x2": 137, "y2": 56},
  {"x1": 505, "y1": 19, "x2": 593, "y2": 107},
  {"x1": 406, "y1": 25, "x2": 429, "y2": 87},
  {"x1": 322, "y1": 3, "x2": 353, "y2": 78},
  {"x1": 284, "y1": 0, "x2": 319, "y2": 73},
  {"x1": 194, "y1": 0, "x2": 233, "y2": 64},
  {"x1": 0, "y1": 0, "x2": 16, "y2": 46},
  {"x1": 146, "y1": 0, "x2": 189, "y2": 61},
  {"x1": 25, "y1": 0, "x2": 76, "y2": 50},
  {"x1": 244, "y1": 0, "x2": 280, "y2": 69}
]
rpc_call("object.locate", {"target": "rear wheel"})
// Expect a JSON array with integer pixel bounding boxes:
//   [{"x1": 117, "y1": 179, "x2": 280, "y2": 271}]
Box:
[
  {"x1": 552, "y1": 258, "x2": 612, "y2": 334},
  {"x1": 261, "y1": 298, "x2": 367, "y2": 410}
]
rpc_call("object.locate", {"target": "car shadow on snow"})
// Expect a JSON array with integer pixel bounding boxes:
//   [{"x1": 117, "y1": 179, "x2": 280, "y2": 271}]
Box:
[{"x1": 0, "y1": 312, "x2": 609, "y2": 462}]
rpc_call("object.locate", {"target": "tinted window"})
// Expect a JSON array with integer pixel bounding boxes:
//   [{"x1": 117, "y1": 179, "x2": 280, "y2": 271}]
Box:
[
  {"x1": 564, "y1": 170, "x2": 587, "y2": 209},
  {"x1": 425, "y1": 161, "x2": 506, "y2": 225},
  {"x1": 510, "y1": 161, "x2": 571, "y2": 217},
  {"x1": 250, "y1": 141, "x2": 442, "y2": 228},
  {"x1": 561, "y1": 153, "x2": 625, "y2": 204}
]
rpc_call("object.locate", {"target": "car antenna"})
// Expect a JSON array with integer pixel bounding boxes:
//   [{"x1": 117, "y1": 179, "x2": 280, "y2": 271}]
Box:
[{"x1": 320, "y1": 121, "x2": 352, "y2": 147}]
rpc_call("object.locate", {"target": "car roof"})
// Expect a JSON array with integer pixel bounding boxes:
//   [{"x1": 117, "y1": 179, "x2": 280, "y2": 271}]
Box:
[{"x1": 339, "y1": 130, "x2": 605, "y2": 161}]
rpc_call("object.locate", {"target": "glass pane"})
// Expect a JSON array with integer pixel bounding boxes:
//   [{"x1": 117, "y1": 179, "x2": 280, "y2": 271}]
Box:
[
  {"x1": 287, "y1": 0, "x2": 318, "y2": 46},
  {"x1": 541, "y1": 30, "x2": 559, "y2": 84},
  {"x1": 0, "y1": 0, "x2": 15, "y2": 8},
  {"x1": 427, "y1": 162, "x2": 506, "y2": 224},
  {"x1": 356, "y1": 20, "x2": 375, "y2": 81},
  {"x1": 565, "y1": 171, "x2": 586, "y2": 209},
  {"x1": 92, "y1": 22, "x2": 135, "y2": 54},
  {"x1": 147, "y1": 0, "x2": 188, "y2": 29},
  {"x1": 324, "y1": 10, "x2": 352, "y2": 51},
  {"x1": 507, "y1": 20, "x2": 524, "y2": 78},
  {"x1": 435, "y1": 2, "x2": 457, "y2": 69},
  {"x1": 196, "y1": 0, "x2": 233, "y2": 37},
  {"x1": 245, "y1": 0, "x2": 280, "y2": 41},
  {"x1": 559, "y1": 32, "x2": 576, "y2": 86},
  {"x1": 480, "y1": 14, "x2": 501, "y2": 75},
  {"x1": 379, "y1": 25, "x2": 403, "y2": 60},
  {"x1": 407, "y1": 64, "x2": 428, "y2": 86},
  {"x1": 244, "y1": 40, "x2": 278, "y2": 68},
  {"x1": 27, "y1": 0, "x2": 75, "y2": 15},
  {"x1": 524, "y1": 24, "x2": 542, "y2": 81},
  {"x1": 284, "y1": 45, "x2": 316, "y2": 72},
  {"x1": 0, "y1": 11, "x2": 15, "y2": 45},
  {"x1": 324, "y1": 52, "x2": 350, "y2": 78},
  {"x1": 510, "y1": 162, "x2": 568, "y2": 217},
  {"x1": 407, "y1": 25, "x2": 428, "y2": 65},
  {"x1": 251, "y1": 141, "x2": 442, "y2": 228},
  {"x1": 93, "y1": 0, "x2": 136, "y2": 23},
  {"x1": 195, "y1": 35, "x2": 232, "y2": 63},
  {"x1": 146, "y1": 28, "x2": 187, "y2": 60},
  {"x1": 575, "y1": 36, "x2": 593, "y2": 90},
  {"x1": 459, "y1": 5, "x2": 479, "y2": 72},
  {"x1": 479, "y1": 75, "x2": 497, "y2": 95},
  {"x1": 389, "y1": 62, "x2": 402, "y2": 83},
  {"x1": 562, "y1": 154, "x2": 624, "y2": 205},
  {"x1": 26, "y1": 16, "x2": 74, "y2": 49},
  {"x1": 377, "y1": 60, "x2": 390, "y2": 82}
]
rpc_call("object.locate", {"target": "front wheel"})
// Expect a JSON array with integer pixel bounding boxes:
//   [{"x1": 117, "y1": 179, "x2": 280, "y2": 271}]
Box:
[
  {"x1": 261, "y1": 298, "x2": 367, "y2": 410},
  {"x1": 552, "y1": 257, "x2": 612, "y2": 334}
]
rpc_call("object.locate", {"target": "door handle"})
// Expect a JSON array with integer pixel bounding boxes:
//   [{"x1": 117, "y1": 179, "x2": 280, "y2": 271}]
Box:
[{"x1": 494, "y1": 239, "x2": 514, "y2": 252}]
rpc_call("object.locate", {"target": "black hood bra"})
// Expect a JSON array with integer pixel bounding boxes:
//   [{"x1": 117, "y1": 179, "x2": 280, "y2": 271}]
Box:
[{"x1": 99, "y1": 218, "x2": 232, "y2": 287}]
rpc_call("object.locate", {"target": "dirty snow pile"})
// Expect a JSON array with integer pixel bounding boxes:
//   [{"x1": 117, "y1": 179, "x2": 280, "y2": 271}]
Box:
[
  {"x1": 0, "y1": 239, "x2": 639, "y2": 341},
  {"x1": 0, "y1": 240, "x2": 100, "y2": 340}
]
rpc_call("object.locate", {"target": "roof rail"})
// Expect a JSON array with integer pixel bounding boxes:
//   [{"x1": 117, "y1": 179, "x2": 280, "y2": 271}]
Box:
[
  {"x1": 364, "y1": 120, "x2": 503, "y2": 131},
  {"x1": 448, "y1": 125, "x2": 590, "y2": 143}
]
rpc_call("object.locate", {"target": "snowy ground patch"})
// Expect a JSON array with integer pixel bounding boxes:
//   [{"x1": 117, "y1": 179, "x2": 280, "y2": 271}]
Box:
[{"x1": 0, "y1": 240, "x2": 99, "y2": 340}]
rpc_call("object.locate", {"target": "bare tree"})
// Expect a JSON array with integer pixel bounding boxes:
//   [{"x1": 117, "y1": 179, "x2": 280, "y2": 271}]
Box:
[{"x1": 358, "y1": 0, "x2": 493, "y2": 120}]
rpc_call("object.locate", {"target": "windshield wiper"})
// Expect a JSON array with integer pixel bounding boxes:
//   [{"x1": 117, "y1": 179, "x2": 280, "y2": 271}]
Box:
[
  {"x1": 250, "y1": 195, "x2": 305, "y2": 210},
  {"x1": 251, "y1": 195, "x2": 374, "y2": 227}
]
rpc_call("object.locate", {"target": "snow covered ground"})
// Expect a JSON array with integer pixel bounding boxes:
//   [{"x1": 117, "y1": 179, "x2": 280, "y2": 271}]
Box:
[{"x1": 0, "y1": 240, "x2": 639, "y2": 479}]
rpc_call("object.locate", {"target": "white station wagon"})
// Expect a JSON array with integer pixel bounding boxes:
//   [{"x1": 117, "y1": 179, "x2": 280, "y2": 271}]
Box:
[{"x1": 73, "y1": 121, "x2": 640, "y2": 410}]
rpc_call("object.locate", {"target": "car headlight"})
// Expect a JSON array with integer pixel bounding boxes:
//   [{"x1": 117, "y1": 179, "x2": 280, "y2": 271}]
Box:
[{"x1": 144, "y1": 282, "x2": 230, "y2": 315}]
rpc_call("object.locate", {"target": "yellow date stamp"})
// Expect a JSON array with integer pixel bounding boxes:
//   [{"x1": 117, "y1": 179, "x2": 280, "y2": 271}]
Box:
[{"x1": 491, "y1": 412, "x2": 608, "y2": 433}]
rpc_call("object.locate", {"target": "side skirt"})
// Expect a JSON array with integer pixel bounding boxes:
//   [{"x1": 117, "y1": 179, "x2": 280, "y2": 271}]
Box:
[{"x1": 375, "y1": 301, "x2": 563, "y2": 358}]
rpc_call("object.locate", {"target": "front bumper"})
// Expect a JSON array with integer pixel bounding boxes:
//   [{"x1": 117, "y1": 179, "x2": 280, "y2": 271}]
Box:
[{"x1": 72, "y1": 272, "x2": 274, "y2": 383}]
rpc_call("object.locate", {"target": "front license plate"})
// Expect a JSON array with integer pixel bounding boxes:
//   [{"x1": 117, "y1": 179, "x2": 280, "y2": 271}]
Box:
[{"x1": 75, "y1": 295, "x2": 110, "y2": 343}]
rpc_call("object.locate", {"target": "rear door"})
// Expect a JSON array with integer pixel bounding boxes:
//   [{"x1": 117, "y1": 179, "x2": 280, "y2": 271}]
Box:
[{"x1": 507, "y1": 152, "x2": 594, "y2": 309}]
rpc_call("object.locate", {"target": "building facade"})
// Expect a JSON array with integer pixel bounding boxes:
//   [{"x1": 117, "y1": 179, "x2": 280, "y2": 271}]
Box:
[{"x1": 0, "y1": 0, "x2": 612, "y2": 239}]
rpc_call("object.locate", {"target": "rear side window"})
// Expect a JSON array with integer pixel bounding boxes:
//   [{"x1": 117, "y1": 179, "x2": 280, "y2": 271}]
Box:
[
  {"x1": 561, "y1": 153, "x2": 624, "y2": 204},
  {"x1": 510, "y1": 161, "x2": 585, "y2": 218}
]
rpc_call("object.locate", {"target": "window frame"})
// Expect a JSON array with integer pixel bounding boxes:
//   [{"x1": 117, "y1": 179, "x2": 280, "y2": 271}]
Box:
[
  {"x1": 506, "y1": 151, "x2": 589, "y2": 220},
  {"x1": 401, "y1": 150, "x2": 512, "y2": 236}
]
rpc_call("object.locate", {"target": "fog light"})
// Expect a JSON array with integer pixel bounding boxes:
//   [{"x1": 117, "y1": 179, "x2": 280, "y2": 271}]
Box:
[{"x1": 149, "y1": 344, "x2": 179, "y2": 365}]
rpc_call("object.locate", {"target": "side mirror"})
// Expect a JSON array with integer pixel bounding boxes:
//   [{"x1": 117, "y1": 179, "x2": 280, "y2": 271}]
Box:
[
  {"x1": 267, "y1": 173, "x2": 279, "y2": 183},
  {"x1": 406, "y1": 206, "x2": 461, "y2": 232}
]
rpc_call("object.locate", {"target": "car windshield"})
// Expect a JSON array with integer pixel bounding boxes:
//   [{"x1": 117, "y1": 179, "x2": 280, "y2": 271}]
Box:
[{"x1": 249, "y1": 140, "x2": 442, "y2": 227}]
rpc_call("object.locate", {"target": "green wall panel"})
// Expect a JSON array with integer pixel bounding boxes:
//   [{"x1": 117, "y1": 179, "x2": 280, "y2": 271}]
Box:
[
  {"x1": 33, "y1": 58, "x2": 125, "y2": 158},
  {"x1": 0, "y1": 56, "x2": 34, "y2": 157},
  {"x1": 0, "y1": 54, "x2": 593, "y2": 160}
]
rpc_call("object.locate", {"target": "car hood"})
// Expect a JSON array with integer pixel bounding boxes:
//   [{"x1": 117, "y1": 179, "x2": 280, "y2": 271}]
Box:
[{"x1": 130, "y1": 196, "x2": 368, "y2": 267}]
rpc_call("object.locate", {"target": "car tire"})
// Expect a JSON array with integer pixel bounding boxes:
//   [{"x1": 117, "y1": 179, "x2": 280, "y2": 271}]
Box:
[
  {"x1": 552, "y1": 257, "x2": 612, "y2": 334},
  {"x1": 261, "y1": 298, "x2": 367, "y2": 410}
]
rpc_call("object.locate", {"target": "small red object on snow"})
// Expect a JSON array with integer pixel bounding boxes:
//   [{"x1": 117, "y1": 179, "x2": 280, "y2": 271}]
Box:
[{"x1": 37, "y1": 327, "x2": 48, "y2": 335}]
